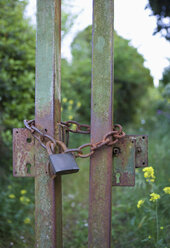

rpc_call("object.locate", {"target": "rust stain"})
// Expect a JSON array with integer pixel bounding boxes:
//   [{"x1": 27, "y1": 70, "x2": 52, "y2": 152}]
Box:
[
  {"x1": 13, "y1": 128, "x2": 35, "y2": 177},
  {"x1": 134, "y1": 135, "x2": 148, "y2": 168},
  {"x1": 112, "y1": 135, "x2": 136, "y2": 186}
]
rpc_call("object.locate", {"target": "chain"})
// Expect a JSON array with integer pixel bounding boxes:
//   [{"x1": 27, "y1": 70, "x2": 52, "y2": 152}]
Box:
[
  {"x1": 60, "y1": 121, "x2": 90, "y2": 134},
  {"x1": 24, "y1": 120, "x2": 125, "y2": 158},
  {"x1": 24, "y1": 120, "x2": 57, "y2": 151}
]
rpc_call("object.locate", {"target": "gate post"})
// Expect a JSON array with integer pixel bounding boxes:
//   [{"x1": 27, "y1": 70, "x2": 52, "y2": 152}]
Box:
[
  {"x1": 35, "y1": 0, "x2": 62, "y2": 247},
  {"x1": 88, "y1": 0, "x2": 114, "y2": 247}
]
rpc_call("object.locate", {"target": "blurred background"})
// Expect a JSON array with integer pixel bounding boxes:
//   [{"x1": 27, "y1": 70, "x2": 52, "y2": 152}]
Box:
[{"x1": 0, "y1": 0, "x2": 170, "y2": 247}]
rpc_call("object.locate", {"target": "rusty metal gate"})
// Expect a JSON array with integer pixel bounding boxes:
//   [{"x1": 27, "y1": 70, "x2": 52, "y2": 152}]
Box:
[{"x1": 13, "y1": 0, "x2": 148, "y2": 247}]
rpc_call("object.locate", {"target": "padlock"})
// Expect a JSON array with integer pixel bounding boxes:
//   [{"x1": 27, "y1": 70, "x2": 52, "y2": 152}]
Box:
[{"x1": 46, "y1": 140, "x2": 79, "y2": 176}]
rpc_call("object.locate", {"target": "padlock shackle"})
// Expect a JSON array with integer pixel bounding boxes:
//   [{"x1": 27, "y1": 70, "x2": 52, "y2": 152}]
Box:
[
  {"x1": 46, "y1": 140, "x2": 68, "y2": 155},
  {"x1": 56, "y1": 140, "x2": 68, "y2": 152}
]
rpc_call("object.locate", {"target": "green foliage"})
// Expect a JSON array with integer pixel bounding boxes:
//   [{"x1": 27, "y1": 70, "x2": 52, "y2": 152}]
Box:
[
  {"x1": 161, "y1": 63, "x2": 170, "y2": 86},
  {"x1": 61, "y1": 1, "x2": 77, "y2": 40},
  {"x1": 146, "y1": 0, "x2": 170, "y2": 40},
  {"x1": 0, "y1": 177, "x2": 34, "y2": 247},
  {"x1": 0, "y1": 0, "x2": 35, "y2": 130},
  {"x1": 62, "y1": 25, "x2": 153, "y2": 124}
]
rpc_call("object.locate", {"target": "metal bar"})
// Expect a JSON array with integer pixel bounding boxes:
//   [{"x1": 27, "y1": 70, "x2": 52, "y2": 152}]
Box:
[
  {"x1": 88, "y1": 0, "x2": 114, "y2": 247},
  {"x1": 35, "y1": 0, "x2": 62, "y2": 247}
]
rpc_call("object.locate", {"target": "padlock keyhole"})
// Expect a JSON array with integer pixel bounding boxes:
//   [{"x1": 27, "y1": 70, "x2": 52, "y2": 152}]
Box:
[
  {"x1": 116, "y1": 173, "x2": 121, "y2": 184},
  {"x1": 26, "y1": 163, "x2": 32, "y2": 174}
]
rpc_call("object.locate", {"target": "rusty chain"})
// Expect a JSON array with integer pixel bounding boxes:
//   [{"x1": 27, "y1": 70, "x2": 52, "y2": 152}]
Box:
[
  {"x1": 24, "y1": 119, "x2": 125, "y2": 158},
  {"x1": 60, "y1": 121, "x2": 90, "y2": 134}
]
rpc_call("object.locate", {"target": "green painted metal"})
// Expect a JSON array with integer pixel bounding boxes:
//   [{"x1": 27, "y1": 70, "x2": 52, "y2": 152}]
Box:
[
  {"x1": 112, "y1": 136, "x2": 136, "y2": 186},
  {"x1": 89, "y1": 0, "x2": 114, "y2": 247},
  {"x1": 35, "y1": 0, "x2": 62, "y2": 247}
]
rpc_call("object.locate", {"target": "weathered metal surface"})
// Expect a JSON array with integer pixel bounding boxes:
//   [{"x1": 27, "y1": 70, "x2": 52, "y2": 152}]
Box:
[
  {"x1": 112, "y1": 136, "x2": 136, "y2": 186},
  {"x1": 13, "y1": 128, "x2": 35, "y2": 177},
  {"x1": 59, "y1": 124, "x2": 69, "y2": 147},
  {"x1": 134, "y1": 135, "x2": 148, "y2": 168},
  {"x1": 35, "y1": 0, "x2": 62, "y2": 247},
  {"x1": 88, "y1": 0, "x2": 114, "y2": 247}
]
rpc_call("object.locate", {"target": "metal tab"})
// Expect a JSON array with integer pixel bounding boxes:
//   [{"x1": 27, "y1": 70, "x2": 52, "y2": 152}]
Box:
[
  {"x1": 134, "y1": 135, "x2": 148, "y2": 168},
  {"x1": 59, "y1": 124, "x2": 69, "y2": 147},
  {"x1": 13, "y1": 128, "x2": 35, "y2": 177},
  {"x1": 112, "y1": 135, "x2": 136, "y2": 186}
]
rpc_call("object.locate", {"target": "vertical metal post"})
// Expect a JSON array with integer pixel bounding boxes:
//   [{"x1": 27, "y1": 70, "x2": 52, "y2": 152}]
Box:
[
  {"x1": 35, "y1": 0, "x2": 62, "y2": 247},
  {"x1": 88, "y1": 0, "x2": 114, "y2": 247}
]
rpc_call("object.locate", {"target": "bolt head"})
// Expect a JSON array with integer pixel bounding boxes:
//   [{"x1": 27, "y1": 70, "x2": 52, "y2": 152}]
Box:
[
  {"x1": 113, "y1": 147, "x2": 120, "y2": 155},
  {"x1": 137, "y1": 147, "x2": 142, "y2": 153}
]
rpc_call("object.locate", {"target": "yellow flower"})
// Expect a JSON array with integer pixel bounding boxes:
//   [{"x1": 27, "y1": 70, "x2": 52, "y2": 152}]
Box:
[
  {"x1": 24, "y1": 217, "x2": 31, "y2": 224},
  {"x1": 62, "y1": 97, "x2": 67, "y2": 103},
  {"x1": 148, "y1": 235, "x2": 151, "y2": 239},
  {"x1": 77, "y1": 102, "x2": 81, "y2": 108},
  {"x1": 7, "y1": 219, "x2": 12, "y2": 224},
  {"x1": 68, "y1": 105, "x2": 72, "y2": 110},
  {"x1": 20, "y1": 196, "x2": 30, "y2": 204},
  {"x1": 8, "y1": 185, "x2": 12, "y2": 190},
  {"x1": 143, "y1": 167, "x2": 155, "y2": 182},
  {"x1": 68, "y1": 115, "x2": 73, "y2": 120},
  {"x1": 137, "y1": 199, "x2": 145, "y2": 208},
  {"x1": 150, "y1": 193, "x2": 160, "y2": 202},
  {"x1": 8, "y1": 194, "x2": 15, "y2": 199},
  {"x1": 71, "y1": 124, "x2": 77, "y2": 131},
  {"x1": 20, "y1": 190, "x2": 27, "y2": 195},
  {"x1": 69, "y1": 100, "x2": 74, "y2": 105},
  {"x1": 160, "y1": 226, "x2": 164, "y2": 230},
  {"x1": 163, "y1": 187, "x2": 170, "y2": 194}
]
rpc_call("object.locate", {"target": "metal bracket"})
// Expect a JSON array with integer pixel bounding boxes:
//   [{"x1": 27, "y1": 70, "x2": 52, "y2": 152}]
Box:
[
  {"x1": 112, "y1": 135, "x2": 148, "y2": 186},
  {"x1": 13, "y1": 127, "x2": 68, "y2": 177},
  {"x1": 13, "y1": 128, "x2": 35, "y2": 177},
  {"x1": 112, "y1": 136, "x2": 136, "y2": 186},
  {"x1": 134, "y1": 135, "x2": 148, "y2": 168}
]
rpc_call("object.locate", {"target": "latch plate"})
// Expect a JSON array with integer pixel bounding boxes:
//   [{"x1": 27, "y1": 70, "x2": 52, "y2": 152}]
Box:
[
  {"x1": 13, "y1": 128, "x2": 35, "y2": 177},
  {"x1": 112, "y1": 136, "x2": 136, "y2": 186},
  {"x1": 112, "y1": 135, "x2": 148, "y2": 186}
]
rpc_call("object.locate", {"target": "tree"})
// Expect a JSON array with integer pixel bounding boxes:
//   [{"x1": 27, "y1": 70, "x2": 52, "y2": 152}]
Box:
[
  {"x1": 0, "y1": 0, "x2": 35, "y2": 130},
  {"x1": 62, "y1": 25, "x2": 153, "y2": 124},
  {"x1": 146, "y1": 0, "x2": 170, "y2": 40},
  {"x1": 161, "y1": 64, "x2": 170, "y2": 86}
]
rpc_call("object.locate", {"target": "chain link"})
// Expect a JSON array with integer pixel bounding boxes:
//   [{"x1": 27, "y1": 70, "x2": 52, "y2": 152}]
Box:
[
  {"x1": 60, "y1": 121, "x2": 90, "y2": 134},
  {"x1": 24, "y1": 119, "x2": 125, "y2": 158}
]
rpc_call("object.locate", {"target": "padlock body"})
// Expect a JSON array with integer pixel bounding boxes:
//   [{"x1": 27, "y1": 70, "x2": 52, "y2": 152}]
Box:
[{"x1": 49, "y1": 153, "x2": 79, "y2": 175}]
